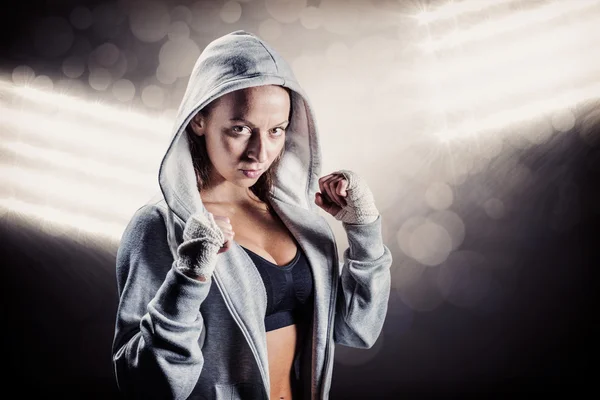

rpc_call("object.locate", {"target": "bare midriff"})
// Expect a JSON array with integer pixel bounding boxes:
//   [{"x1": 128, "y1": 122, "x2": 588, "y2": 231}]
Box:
[{"x1": 204, "y1": 200, "x2": 301, "y2": 400}]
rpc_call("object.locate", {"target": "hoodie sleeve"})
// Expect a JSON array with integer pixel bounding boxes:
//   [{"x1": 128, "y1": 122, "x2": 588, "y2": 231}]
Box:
[
  {"x1": 332, "y1": 214, "x2": 393, "y2": 349},
  {"x1": 111, "y1": 205, "x2": 211, "y2": 400}
]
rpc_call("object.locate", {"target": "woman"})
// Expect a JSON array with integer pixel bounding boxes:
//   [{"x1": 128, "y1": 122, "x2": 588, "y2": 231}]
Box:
[{"x1": 112, "y1": 30, "x2": 393, "y2": 400}]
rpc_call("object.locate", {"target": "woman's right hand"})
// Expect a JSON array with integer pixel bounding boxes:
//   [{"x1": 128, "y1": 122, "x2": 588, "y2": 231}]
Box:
[
  {"x1": 212, "y1": 214, "x2": 235, "y2": 254},
  {"x1": 178, "y1": 211, "x2": 233, "y2": 281}
]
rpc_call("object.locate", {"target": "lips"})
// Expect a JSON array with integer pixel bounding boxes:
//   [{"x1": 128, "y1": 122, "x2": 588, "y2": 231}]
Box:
[{"x1": 241, "y1": 169, "x2": 262, "y2": 178}]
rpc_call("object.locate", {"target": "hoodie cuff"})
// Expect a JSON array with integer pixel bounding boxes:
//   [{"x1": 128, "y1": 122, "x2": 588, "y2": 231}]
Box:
[
  {"x1": 149, "y1": 264, "x2": 210, "y2": 324},
  {"x1": 342, "y1": 214, "x2": 385, "y2": 261}
]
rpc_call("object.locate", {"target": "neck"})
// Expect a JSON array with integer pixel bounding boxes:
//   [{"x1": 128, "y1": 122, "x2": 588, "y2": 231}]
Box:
[{"x1": 200, "y1": 178, "x2": 263, "y2": 208}]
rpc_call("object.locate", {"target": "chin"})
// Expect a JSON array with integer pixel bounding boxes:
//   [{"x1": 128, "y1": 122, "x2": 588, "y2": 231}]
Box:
[{"x1": 232, "y1": 177, "x2": 257, "y2": 187}]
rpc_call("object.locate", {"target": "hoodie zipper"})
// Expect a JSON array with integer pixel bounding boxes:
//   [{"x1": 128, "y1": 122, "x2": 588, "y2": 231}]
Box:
[
  {"x1": 212, "y1": 273, "x2": 271, "y2": 399},
  {"x1": 320, "y1": 225, "x2": 340, "y2": 399},
  {"x1": 210, "y1": 201, "x2": 339, "y2": 399}
]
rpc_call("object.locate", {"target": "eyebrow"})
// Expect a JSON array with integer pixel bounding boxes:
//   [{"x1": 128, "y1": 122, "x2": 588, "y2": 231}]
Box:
[{"x1": 229, "y1": 118, "x2": 289, "y2": 128}]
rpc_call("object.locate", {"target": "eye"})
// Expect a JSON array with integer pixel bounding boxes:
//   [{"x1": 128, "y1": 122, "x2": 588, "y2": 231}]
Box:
[
  {"x1": 272, "y1": 127, "x2": 286, "y2": 137},
  {"x1": 231, "y1": 125, "x2": 251, "y2": 135}
]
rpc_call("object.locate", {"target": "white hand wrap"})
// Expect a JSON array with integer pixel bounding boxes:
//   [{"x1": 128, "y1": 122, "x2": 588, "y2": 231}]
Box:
[
  {"x1": 333, "y1": 169, "x2": 379, "y2": 225},
  {"x1": 176, "y1": 211, "x2": 225, "y2": 280}
]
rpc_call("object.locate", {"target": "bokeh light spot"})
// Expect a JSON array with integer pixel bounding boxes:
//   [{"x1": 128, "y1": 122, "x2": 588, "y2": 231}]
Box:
[
  {"x1": 129, "y1": 0, "x2": 170, "y2": 43},
  {"x1": 159, "y1": 38, "x2": 201, "y2": 78},
  {"x1": 112, "y1": 79, "x2": 136, "y2": 102},
  {"x1": 170, "y1": 5, "x2": 193, "y2": 24},
  {"x1": 156, "y1": 64, "x2": 177, "y2": 85},
  {"x1": 141, "y1": 85, "x2": 165, "y2": 109},
  {"x1": 428, "y1": 210, "x2": 466, "y2": 251},
  {"x1": 168, "y1": 21, "x2": 191, "y2": 41},
  {"x1": 409, "y1": 221, "x2": 453, "y2": 266},
  {"x1": 425, "y1": 182, "x2": 454, "y2": 210},
  {"x1": 220, "y1": 1, "x2": 242, "y2": 24},
  {"x1": 190, "y1": 1, "x2": 221, "y2": 34},
  {"x1": 34, "y1": 17, "x2": 74, "y2": 58},
  {"x1": 300, "y1": 6, "x2": 321, "y2": 29},
  {"x1": 259, "y1": 19, "x2": 283, "y2": 42},
  {"x1": 88, "y1": 67, "x2": 112, "y2": 91},
  {"x1": 70, "y1": 6, "x2": 93, "y2": 30},
  {"x1": 396, "y1": 216, "x2": 427, "y2": 259},
  {"x1": 32, "y1": 75, "x2": 54, "y2": 91},
  {"x1": 265, "y1": 0, "x2": 307, "y2": 24},
  {"x1": 94, "y1": 42, "x2": 120, "y2": 67},
  {"x1": 92, "y1": 2, "x2": 126, "y2": 39},
  {"x1": 484, "y1": 198, "x2": 506, "y2": 219},
  {"x1": 12, "y1": 65, "x2": 36, "y2": 85},
  {"x1": 62, "y1": 56, "x2": 86, "y2": 79},
  {"x1": 551, "y1": 109, "x2": 576, "y2": 132}
]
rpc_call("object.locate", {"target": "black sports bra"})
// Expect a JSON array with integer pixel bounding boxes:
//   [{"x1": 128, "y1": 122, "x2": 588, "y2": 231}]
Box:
[{"x1": 241, "y1": 244, "x2": 314, "y2": 332}]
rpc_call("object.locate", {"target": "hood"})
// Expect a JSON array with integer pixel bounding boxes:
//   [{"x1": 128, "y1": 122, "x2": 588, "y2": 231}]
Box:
[{"x1": 158, "y1": 30, "x2": 322, "y2": 224}]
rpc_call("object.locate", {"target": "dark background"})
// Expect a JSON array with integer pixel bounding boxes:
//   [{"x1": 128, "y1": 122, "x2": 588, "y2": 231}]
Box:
[{"x1": 1, "y1": 0, "x2": 599, "y2": 398}]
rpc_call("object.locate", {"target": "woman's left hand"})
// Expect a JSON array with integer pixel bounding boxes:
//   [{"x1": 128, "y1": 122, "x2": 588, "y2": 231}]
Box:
[
  {"x1": 315, "y1": 171, "x2": 348, "y2": 217},
  {"x1": 315, "y1": 170, "x2": 379, "y2": 224}
]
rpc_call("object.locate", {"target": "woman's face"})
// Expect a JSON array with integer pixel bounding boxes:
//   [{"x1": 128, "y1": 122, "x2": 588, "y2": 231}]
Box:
[{"x1": 190, "y1": 85, "x2": 290, "y2": 187}]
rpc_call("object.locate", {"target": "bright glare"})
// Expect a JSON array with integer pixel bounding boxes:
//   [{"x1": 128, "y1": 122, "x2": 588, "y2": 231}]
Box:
[
  {"x1": 11, "y1": 84, "x2": 173, "y2": 134},
  {"x1": 0, "y1": 140, "x2": 155, "y2": 191},
  {"x1": 421, "y1": 0, "x2": 600, "y2": 52},
  {"x1": 0, "y1": 197, "x2": 124, "y2": 241},
  {"x1": 437, "y1": 83, "x2": 600, "y2": 140},
  {"x1": 416, "y1": 0, "x2": 520, "y2": 25},
  {"x1": 1, "y1": 78, "x2": 170, "y2": 240}
]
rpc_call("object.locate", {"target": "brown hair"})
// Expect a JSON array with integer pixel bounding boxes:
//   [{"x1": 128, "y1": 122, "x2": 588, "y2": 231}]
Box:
[{"x1": 186, "y1": 87, "x2": 292, "y2": 217}]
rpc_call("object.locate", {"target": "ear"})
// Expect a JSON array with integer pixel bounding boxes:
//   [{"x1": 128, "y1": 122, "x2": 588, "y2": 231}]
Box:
[{"x1": 189, "y1": 112, "x2": 205, "y2": 136}]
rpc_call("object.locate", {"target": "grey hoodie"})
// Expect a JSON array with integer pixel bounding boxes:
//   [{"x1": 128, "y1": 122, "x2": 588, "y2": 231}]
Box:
[{"x1": 111, "y1": 30, "x2": 393, "y2": 400}]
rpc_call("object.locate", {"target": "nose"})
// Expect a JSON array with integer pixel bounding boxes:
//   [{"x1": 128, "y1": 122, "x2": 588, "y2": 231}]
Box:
[{"x1": 245, "y1": 133, "x2": 268, "y2": 163}]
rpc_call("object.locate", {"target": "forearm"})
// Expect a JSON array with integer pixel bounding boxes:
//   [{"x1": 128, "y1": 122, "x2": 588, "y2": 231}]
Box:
[
  {"x1": 113, "y1": 209, "x2": 223, "y2": 399},
  {"x1": 114, "y1": 263, "x2": 211, "y2": 399},
  {"x1": 333, "y1": 215, "x2": 393, "y2": 348}
]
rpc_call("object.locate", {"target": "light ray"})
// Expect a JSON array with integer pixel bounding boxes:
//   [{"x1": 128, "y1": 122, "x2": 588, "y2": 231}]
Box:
[
  {"x1": 421, "y1": 0, "x2": 600, "y2": 52},
  {"x1": 6, "y1": 83, "x2": 173, "y2": 134},
  {"x1": 0, "y1": 196, "x2": 124, "y2": 241},
  {"x1": 437, "y1": 83, "x2": 600, "y2": 140},
  {"x1": 2, "y1": 107, "x2": 165, "y2": 167},
  {"x1": 0, "y1": 140, "x2": 155, "y2": 191},
  {"x1": 416, "y1": 0, "x2": 520, "y2": 25},
  {"x1": 1, "y1": 164, "x2": 144, "y2": 222}
]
